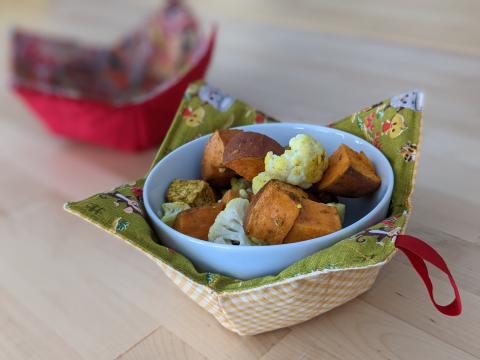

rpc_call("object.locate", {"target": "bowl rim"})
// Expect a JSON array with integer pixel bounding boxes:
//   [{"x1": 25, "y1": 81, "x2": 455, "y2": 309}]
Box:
[{"x1": 143, "y1": 122, "x2": 394, "y2": 252}]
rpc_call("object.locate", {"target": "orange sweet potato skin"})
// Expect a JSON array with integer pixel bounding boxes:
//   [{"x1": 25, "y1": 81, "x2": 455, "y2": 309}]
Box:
[
  {"x1": 173, "y1": 203, "x2": 224, "y2": 240},
  {"x1": 223, "y1": 132, "x2": 284, "y2": 180},
  {"x1": 284, "y1": 199, "x2": 341, "y2": 243},
  {"x1": 316, "y1": 144, "x2": 381, "y2": 197},
  {"x1": 220, "y1": 189, "x2": 240, "y2": 205},
  {"x1": 201, "y1": 129, "x2": 243, "y2": 187},
  {"x1": 220, "y1": 188, "x2": 252, "y2": 206},
  {"x1": 244, "y1": 180, "x2": 302, "y2": 244},
  {"x1": 318, "y1": 167, "x2": 380, "y2": 197},
  {"x1": 274, "y1": 181, "x2": 308, "y2": 200},
  {"x1": 358, "y1": 150, "x2": 376, "y2": 172},
  {"x1": 222, "y1": 158, "x2": 264, "y2": 181}
]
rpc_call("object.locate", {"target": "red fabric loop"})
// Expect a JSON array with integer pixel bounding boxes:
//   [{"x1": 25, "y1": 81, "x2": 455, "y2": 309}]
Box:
[{"x1": 395, "y1": 234, "x2": 462, "y2": 316}]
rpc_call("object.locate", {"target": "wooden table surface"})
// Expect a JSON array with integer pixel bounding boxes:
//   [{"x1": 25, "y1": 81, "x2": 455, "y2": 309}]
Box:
[{"x1": 1, "y1": 1, "x2": 479, "y2": 359}]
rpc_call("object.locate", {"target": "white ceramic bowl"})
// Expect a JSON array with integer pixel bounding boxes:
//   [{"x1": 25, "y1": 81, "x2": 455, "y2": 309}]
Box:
[{"x1": 144, "y1": 123, "x2": 394, "y2": 279}]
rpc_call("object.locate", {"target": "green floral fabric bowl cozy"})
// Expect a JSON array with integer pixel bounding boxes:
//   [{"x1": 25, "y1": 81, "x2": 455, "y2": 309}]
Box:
[{"x1": 66, "y1": 81, "x2": 461, "y2": 335}]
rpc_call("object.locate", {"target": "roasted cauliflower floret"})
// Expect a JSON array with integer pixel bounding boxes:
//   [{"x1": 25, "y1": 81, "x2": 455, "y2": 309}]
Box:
[
  {"x1": 159, "y1": 202, "x2": 191, "y2": 226},
  {"x1": 252, "y1": 171, "x2": 273, "y2": 194},
  {"x1": 208, "y1": 198, "x2": 253, "y2": 246},
  {"x1": 230, "y1": 177, "x2": 250, "y2": 192},
  {"x1": 253, "y1": 134, "x2": 328, "y2": 192}
]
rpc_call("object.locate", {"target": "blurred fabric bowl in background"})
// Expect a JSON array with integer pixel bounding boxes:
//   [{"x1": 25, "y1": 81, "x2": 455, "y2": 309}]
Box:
[{"x1": 10, "y1": 1, "x2": 216, "y2": 151}]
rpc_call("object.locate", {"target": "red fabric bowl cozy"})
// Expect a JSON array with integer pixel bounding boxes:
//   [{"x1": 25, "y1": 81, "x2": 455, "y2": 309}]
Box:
[{"x1": 10, "y1": 1, "x2": 216, "y2": 151}]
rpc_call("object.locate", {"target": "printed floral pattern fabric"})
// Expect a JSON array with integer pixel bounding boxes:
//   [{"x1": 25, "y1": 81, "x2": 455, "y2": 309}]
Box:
[
  {"x1": 333, "y1": 90, "x2": 422, "y2": 215},
  {"x1": 150, "y1": 81, "x2": 278, "y2": 168},
  {"x1": 11, "y1": 1, "x2": 201, "y2": 103},
  {"x1": 65, "y1": 82, "x2": 422, "y2": 292}
]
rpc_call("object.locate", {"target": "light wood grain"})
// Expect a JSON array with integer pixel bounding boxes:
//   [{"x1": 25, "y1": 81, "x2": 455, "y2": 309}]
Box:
[
  {"x1": 0, "y1": 286, "x2": 83, "y2": 360},
  {"x1": 260, "y1": 299, "x2": 477, "y2": 360},
  {"x1": 117, "y1": 326, "x2": 208, "y2": 360},
  {"x1": 1, "y1": 0, "x2": 479, "y2": 359},
  {"x1": 186, "y1": 0, "x2": 480, "y2": 57}
]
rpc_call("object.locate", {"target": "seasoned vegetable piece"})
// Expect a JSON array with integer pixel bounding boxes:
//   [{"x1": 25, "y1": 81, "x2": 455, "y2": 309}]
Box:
[
  {"x1": 173, "y1": 203, "x2": 224, "y2": 240},
  {"x1": 315, "y1": 144, "x2": 381, "y2": 197},
  {"x1": 166, "y1": 179, "x2": 216, "y2": 207},
  {"x1": 223, "y1": 132, "x2": 284, "y2": 180},
  {"x1": 271, "y1": 180, "x2": 308, "y2": 200},
  {"x1": 284, "y1": 199, "x2": 342, "y2": 243},
  {"x1": 220, "y1": 189, "x2": 240, "y2": 206},
  {"x1": 327, "y1": 203, "x2": 346, "y2": 224},
  {"x1": 263, "y1": 134, "x2": 329, "y2": 189},
  {"x1": 201, "y1": 129, "x2": 243, "y2": 186},
  {"x1": 160, "y1": 202, "x2": 191, "y2": 226},
  {"x1": 230, "y1": 177, "x2": 251, "y2": 191},
  {"x1": 220, "y1": 188, "x2": 250, "y2": 206},
  {"x1": 208, "y1": 198, "x2": 253, "y2": 245},
  {"x1": 244, "y1": 180, "x2": 302, "y2": 245},
  {"x1": 252, "y1": 171, "x2": 273, "y2": 194}
]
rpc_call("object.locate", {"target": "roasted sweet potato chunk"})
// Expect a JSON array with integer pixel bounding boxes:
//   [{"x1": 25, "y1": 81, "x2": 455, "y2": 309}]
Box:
[
  {"x1": 173, "y1": 204, "x2": 224, "y2": 240},
  {"x1": 284, "y1": 199, "x2": 342, "y2": 243},
  {"x1": 274, "y1": 181, "x2": 308, "y2": 200},
  {"x1": 201, "y1": 129, "x2": 243, "y2": 187},
  {"x1": 220, "y1": 189, "x2": 240, "y2": 205},
  {"x1": 223, "y1": 132, "x2": 284, "y2": 180},
  {"x1": 166, "y1": 179, "x2": 216, "y2": 207},
  {"x1": 244, "y1": 180, "x2": 302, "y2": 244},
  {"x1": 315, "y1": 144, "x2": 381, "y2": 197},
  {"x1": 220, "y1": 188, "x2": 251, "y2": 206}
]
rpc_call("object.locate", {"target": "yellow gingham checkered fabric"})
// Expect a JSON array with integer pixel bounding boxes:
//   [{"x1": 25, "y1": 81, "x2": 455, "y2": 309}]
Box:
[{"x1": 156, "y1": 258, "x2": 384, "y2": 335}]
